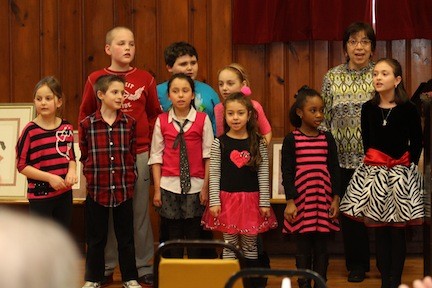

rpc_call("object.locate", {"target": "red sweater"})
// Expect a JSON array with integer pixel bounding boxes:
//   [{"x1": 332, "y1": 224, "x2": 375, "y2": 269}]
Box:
[{"x1": 78, "y1": 67, "x2": 162, "y2": 153}]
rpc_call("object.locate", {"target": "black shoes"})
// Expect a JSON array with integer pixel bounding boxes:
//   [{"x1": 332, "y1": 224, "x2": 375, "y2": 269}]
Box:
[
  {"x1": 100, "y1": 273, "x2": 153, "y2": 287},
  {"x1": 100, "y1": 274, "x2": 114, "y2": 287},
  {"x1": 138, "y1": 274, "x2": 154, "y2": 287},
  {"x1": 348, "y1": 269, "x2": 366, "y2": 282}
]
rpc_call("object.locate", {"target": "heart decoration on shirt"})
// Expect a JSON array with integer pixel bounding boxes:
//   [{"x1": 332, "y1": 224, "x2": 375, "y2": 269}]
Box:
[{"x1": 230, "y1": 150, "x2": 251, "y2": 168}]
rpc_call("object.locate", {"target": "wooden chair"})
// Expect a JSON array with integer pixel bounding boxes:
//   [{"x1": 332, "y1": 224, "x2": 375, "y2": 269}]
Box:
[
  {"x1": 224, "y1": 268, "x2": 327, "y2": 288},
  {"x1": 154, "y1": 239, "x2": 246, "y2": 288}
]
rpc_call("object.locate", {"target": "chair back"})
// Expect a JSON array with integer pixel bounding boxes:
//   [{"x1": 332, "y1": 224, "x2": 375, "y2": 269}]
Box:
[
  {"x1": 224, "y1": 268, "x2": 327, "y2": 288},
  {"x1": 154, "y1": 239, "x2": 245, "y2": 288}
]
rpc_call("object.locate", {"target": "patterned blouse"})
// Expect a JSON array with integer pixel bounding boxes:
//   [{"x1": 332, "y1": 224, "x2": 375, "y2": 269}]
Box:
[{"x1": 321, "y1": 62, "x2": 375, "y2": 169}]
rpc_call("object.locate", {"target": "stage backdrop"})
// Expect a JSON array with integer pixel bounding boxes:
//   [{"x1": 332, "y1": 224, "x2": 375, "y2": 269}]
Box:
[{"x1": 0, "y1": 0, "x2": 431, "y2": 259}]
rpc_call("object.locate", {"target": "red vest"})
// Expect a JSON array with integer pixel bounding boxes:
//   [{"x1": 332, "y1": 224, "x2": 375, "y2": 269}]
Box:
[{"x1": 159, "y1": 112, "x2": 206, "y2": 178}]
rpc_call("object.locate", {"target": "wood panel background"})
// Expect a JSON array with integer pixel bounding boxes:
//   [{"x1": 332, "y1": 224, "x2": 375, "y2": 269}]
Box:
[
  {"x1": 2, "y1": 0, "x2": 431, "y2": 137},
  {"x1": 1, "y1": 0, "x2": 431, "y2": 258}
]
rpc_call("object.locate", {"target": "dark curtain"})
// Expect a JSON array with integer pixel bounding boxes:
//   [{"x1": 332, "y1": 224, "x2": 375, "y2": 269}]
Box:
[
  {"x1": 311, "y1": 0, "x2": 372, "y2": 40},
  {"x1": 375, "y1": 0, "x2": 432, "y2": 40},
  {"x1": 232, "y1": 0, "x2": 309, "y2": 44},
  {"x1": 232, "y1": 0, "x2": 372, "y2": 44}
]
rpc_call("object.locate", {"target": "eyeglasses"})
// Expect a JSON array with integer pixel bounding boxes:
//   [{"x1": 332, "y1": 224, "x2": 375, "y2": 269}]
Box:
[{"x1": 347, "y1": 39, "x2": 372, "y2": 47}]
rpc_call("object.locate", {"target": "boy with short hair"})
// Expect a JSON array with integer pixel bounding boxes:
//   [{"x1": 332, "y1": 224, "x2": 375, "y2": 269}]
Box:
[
  {"x1": 80, "y1": 74, "x2": 141, "y2": 288},
  {"x1": 79, "y1": 26, "x2": 161, "y2": 287},
  {"x1": 157, "y1": 41, "x2": 220, "y2": 133}
]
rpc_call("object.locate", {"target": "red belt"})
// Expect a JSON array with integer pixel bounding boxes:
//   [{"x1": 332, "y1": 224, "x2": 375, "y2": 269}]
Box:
[{"x1": 364, "y1": 148, "x2": 410, "y2": 169}]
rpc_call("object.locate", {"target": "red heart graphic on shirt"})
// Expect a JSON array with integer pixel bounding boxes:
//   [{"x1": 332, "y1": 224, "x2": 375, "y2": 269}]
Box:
[{"x1": 230, "y1": 150, "x2": 251, "y2": 168}]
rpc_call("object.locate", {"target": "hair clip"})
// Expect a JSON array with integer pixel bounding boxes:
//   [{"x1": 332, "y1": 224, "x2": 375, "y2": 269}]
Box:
[
  {"x1": 295, "y1": 85, "x2": 310, "y2": 98},
  {"x1": 241, "y1": 86, "x2": 252, "y2": 96}
]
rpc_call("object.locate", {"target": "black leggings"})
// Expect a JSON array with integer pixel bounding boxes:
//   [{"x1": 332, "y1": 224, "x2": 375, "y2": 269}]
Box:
[
  {"x1": 340, "y1": 168, "x2": 370, "y2": 272},
  {"x1": 29, "y1": 190, "x2": 73, "y2": 229},
  {"x1": 375, "y1": 226, "x2": 406, "y2": 288},
  {"x1": 165, "y1": 217, "x2": 202, "y2": 258},
  {"x1": 293, "y1": 232, "x2": 329, "y2": 281}
]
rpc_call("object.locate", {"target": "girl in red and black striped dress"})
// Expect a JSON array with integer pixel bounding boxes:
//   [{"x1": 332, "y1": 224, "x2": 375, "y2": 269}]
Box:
[
  {"x1": 16, "y1": 76, "x2": 77, "y2": 229},
  {"x1": 281, "y1": 86, "x2": 341, "y2": 287}
]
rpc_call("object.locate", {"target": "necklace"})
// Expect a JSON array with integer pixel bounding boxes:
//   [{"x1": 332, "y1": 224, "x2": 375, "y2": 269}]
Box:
[{"x1": 381, "y1": 107, "x2": 393, "y2": 126}]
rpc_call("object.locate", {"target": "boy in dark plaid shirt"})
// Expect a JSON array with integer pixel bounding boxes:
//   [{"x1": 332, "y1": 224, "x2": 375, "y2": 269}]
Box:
[{"x1": 79, "y1": 75, "x2": 141, "y2": 288}]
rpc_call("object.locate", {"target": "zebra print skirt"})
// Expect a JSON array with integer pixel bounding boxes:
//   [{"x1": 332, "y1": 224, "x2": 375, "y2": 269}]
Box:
[{"x1": 340, "y1": 162, "x2": 424, "y2": 227}]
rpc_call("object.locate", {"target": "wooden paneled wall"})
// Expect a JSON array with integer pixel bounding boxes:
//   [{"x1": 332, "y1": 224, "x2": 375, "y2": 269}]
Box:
[
  {"x1": 2, "y1": 0, "x2": 432, "y2": 257},
  {"x1": 1, "y1": 0, "x2": 432, "y2": 139}
]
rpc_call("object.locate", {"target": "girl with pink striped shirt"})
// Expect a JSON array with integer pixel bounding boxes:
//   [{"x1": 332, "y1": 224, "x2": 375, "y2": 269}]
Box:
[
  {"x1": 16, "y1": 76, "x2": 77, "y2": 228},
  {"x1": 281, "y1": 86, "x2": 341, "y2": 288}
]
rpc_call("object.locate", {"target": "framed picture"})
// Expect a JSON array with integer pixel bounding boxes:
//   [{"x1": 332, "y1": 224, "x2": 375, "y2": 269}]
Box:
[
  {"x1": 0, "y1": 104, "x2": 35, "y2": 201},
  {"x1": 269, "y1": 138, "x2": 285, "y2": 200},
  {"x1": 72, "y1": 131, "x2": 86, "y2": 201}
]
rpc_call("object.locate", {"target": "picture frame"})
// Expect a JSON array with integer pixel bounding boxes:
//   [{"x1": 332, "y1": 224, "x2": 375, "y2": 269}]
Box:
[
  {"x1": 72, "y1": 131, "x2": 86, "y2": 202},
  {"x1": 269, "y1": 138, "x2": 285, "y2": 200},
  {"x1": 0, "y1": 104, "x2": 35, "y2": 201}
]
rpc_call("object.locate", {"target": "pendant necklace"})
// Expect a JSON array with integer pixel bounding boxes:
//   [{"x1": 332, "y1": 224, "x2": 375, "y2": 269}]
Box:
[{"x1": 381, "y1": 107, "x2": 393, "y2": 126}]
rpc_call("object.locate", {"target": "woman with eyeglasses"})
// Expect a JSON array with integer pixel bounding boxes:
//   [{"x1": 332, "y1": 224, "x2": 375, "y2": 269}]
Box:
[{"x1": 321, "y1": 21, "x2": 376, "y2": 284}]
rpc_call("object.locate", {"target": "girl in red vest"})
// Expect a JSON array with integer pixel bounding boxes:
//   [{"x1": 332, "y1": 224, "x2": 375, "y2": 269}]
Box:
[{"x1": 149, "y1": 73, "x2": 214, "y2": 258}]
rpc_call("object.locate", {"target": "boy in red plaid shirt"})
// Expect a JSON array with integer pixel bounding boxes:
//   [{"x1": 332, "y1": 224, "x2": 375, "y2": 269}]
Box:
[{"x1": 80, "y1": 75, "x2": 141, "y2": 288}]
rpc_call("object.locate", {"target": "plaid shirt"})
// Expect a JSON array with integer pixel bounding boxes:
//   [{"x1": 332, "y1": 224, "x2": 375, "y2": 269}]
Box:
[{"x1": 79, "y1": 109, "x2": 137, "y2": 207}]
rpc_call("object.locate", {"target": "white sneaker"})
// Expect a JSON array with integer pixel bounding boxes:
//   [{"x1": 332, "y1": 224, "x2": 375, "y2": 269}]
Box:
[
  {"x1": 82, "y1": 281, "x2": 101, "y2": 288},
  {"x1": 123, "y1": 280, "x2": 142, "y2": 288}
]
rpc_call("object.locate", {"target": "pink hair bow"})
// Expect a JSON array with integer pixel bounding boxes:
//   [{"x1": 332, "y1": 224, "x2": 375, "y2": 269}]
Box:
[{"x1": 240, "y1": 86, "x2": 252, "y2": 96}]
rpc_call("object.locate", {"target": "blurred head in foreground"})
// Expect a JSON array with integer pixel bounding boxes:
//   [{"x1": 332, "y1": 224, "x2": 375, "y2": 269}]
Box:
[{"x1": 0, "y1": 208, "x2": 80, "y2": 288}]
